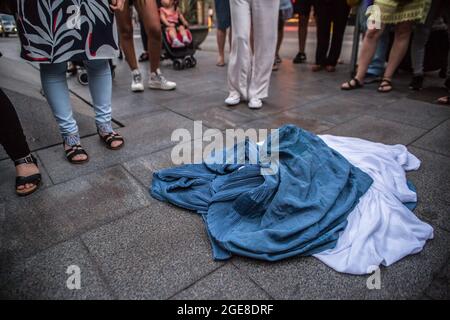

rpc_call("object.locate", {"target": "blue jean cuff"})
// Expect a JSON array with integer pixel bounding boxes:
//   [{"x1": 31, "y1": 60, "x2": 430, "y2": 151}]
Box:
[
  {"x1": 63, "y1": 133, "x2": 81, "y2": 146},
  {"x1": 96, "y1": 121, "x2": 113, "y2": 135}
]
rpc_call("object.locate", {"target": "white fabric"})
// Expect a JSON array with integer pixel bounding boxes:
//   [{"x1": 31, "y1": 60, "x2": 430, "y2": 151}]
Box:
[
  {"x1": 313, "y1": 135, "x2": 434, "y2": 275},
  {"x1": 228, "y1": 0, "x2": 279, "y2": 100}
]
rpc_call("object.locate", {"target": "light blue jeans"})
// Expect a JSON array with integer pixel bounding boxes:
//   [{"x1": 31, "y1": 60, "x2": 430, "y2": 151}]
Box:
[{"x1": 40, "y1": 59, "x2": 113, "y2": 146}]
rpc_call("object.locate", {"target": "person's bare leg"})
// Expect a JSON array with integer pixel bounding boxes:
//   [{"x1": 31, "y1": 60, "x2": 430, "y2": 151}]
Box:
[
  {"x1": 379, "y1": 22, "x2": 412, "y2": 91},
  {"x1": 178, "y1": 25, "x2": 188, "y2": 38},
  {"x1": 135, "y1": 0, "x2": 161, "y2": 73},
  {"x1": 115, "y1": 3, "x2": 139, "y2": 71},
  {"x1": 168, "y1": 26, "x2": 177, "y2": 40},
  {"x1": 341, "y1": 25, "x2": 385, "y2": 88},
  {"x1": 217, "y1": 28, "x2": 227, "y2": 65}
]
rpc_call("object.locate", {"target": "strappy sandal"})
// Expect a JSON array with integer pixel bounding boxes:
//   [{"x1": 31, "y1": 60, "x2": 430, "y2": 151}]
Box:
[
  {"x1": 378, "y1": 78, "x2": 393, "y2": 93},
  {"x1": 436, "y1": 96, "x2": 450, "y2": 105},
  {"x1": 64, "y1": 144, "x2": 89, "y2": 164},
  {"x1": 98, "y1": 131, "x2": 124, "y2": 150},
  {"x1": 15, "y1": 154, "x2": 42, "y2": 197},
  {"x1": 341, "y1": 78, "x2": 363, "y2": 91}
]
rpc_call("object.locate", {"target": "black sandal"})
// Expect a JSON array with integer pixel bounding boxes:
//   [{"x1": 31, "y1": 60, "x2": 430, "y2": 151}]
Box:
[
  {"x1": 98, "y1": 132, "x2": 124, "y2": 150},
  {"x1": 15, "y1": 154, "x2": 42, "y2": 197},
  {"x1": 341, "y1": 78, "x2": 363, "y2": 90},
  {"x1": 378, "y1": 78, "x2": 393, "y2": 93},
  {"x1": 64, "y1": 144, "x2": 89, "y2": 164}
]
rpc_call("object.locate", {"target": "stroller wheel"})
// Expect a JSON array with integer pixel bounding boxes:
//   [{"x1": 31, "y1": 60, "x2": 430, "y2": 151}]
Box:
[
  {"x1": 191, "y1": 56, "x2": 197, "y2": 67},
  {"x1": 184, "y1": 57, "x2": 192, "y2": 69},
  {"x1": 173, "y1": 59, "x2": 182, "y2": 70},
  {"x1": 78, "y1": 70, "x2": 89, "y2": 86}
]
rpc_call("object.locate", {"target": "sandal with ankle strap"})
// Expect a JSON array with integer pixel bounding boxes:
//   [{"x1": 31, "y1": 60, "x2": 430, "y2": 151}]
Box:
[
  {"x1": 15, "y1": 154, "x2": 42, "y2": 197},
  {"x1": 341, "y1": 78, "x2": 363, "y2": 91},
  {"x1": 64, "y1": 144, "x2": 89, "y2": 164},
  {"x1": 378, "y1": 78, "x2": 393, "y2": 93},
  {"x1": 98, "y1": 131, "x2": 124, "y2": 150}
]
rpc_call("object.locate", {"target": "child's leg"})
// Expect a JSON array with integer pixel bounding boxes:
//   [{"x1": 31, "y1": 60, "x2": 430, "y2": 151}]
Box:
[
  {"x1": 178, "y1": 25, "x2": 187, "y2": 38},
  {"x1": 167, "y1": 26, "x2": 178, "y2": 40},
  {"x1": 178, "y1": 25, "x2": 191, "y2": 44}
]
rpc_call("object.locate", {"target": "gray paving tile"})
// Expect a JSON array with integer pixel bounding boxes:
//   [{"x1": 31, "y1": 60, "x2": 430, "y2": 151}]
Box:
[
  {"x1": 324, "y1": 115, "x2": 426, "y2": 145},
  {"x1": 162, "y1": 91, "x2": 258, "y2": 130},
  {"x1": 233, "y1": 228, "x2": 450, "y2": 299},
  {"x1": 37, "y1": 111, "x2": 196, "y2": 184},
  {"x1": 424, "y1": 258, "x2": 450, "y2": 300},
  {"x1": 0, "y1": 166, "x2": 151, "y2": 264},
  {"x1": 172, "y1": 263, "x2": 270, "y2": 300},
  {"x1": 367, "y1": 98, "x2": 450, "y2": 130},
  {"x1": 0, "y1": 239, "x2": 112, "y2": 299},
  {"x1": 233, "y1": 255, "x2": 368, "y2": 300},
  {"x1": 81, "y1": 204, "x2": 223, "y2": 299},
  {"x1": 291, "y1": 96, "x2": 377, "y2": 125},
  {"x1": 241, "y1": 111, "x2": 335, "y2": 134},
  {"x1": 106, "y1": 92, "x2": 165, "y2": 123},
  {"x1": 412, "y1": 119, "x2": 450, "y2": 157},
  {"x1": 122, "y1": 147, "x2": 173, "y2": 187},
  {"x1": 407, "y1": 147, "x2": 450, "y2": 231}
]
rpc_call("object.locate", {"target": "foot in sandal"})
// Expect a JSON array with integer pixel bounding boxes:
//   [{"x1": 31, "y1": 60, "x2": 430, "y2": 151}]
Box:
[
  {"x1": 378, "y1": 78, "x2": 393, "y2": 93},
  {"x1": 341, "y1": 78, "x2": 363, "y2": 90},
  {"x1": 436, "y1": 96, "x2": 450, "y2": 105},
  {"x1": 64, "y1": 143, "x2": 89, "y2": 164},
  {"x1": 98, "y1": 131, "x2": 124, "y2": 150},
  {"x1": 15, "y1": 154, "x2": 41, "y2": 197}
]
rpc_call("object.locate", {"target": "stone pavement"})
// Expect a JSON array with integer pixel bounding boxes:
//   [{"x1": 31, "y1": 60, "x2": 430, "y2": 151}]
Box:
[{"x1": 0, "y1": 28, "x2": 449, "y2": 300}]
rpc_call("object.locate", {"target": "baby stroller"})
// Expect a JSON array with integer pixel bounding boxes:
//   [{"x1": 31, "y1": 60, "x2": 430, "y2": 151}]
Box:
[
  {"x1": 67, "y1": 60, "x2": 116, "y2": 85},
  {"x1": 161, "y1": 25, "x2": 197, "y2": 70}
]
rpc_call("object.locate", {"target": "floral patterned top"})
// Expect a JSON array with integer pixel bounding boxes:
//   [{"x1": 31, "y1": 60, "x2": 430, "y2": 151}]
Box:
[{"x1": 15, "y1": 0, "x2": 119, "y2": 63}]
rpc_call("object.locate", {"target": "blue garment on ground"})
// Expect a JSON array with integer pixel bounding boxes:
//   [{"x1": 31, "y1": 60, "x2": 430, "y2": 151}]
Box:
[{"x1": 151, "y1": 125, "x2": 373, "y2": 261}]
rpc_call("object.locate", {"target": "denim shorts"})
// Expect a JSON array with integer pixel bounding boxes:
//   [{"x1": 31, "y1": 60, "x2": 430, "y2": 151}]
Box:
[{"x1": 215, "y1": 0, "x2": 231, "y2": 30}]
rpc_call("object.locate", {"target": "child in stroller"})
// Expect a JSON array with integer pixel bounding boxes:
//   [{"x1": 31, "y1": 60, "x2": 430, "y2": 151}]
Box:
[
  {"x1": 160, "y1": 0, "x2": 197, "y2": 70},
  {"x1": 160, "y1": 0, "x2": 191, "y2": 48}
]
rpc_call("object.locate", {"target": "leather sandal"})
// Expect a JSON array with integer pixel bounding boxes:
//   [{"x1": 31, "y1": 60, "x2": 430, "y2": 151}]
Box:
[{"x1": 15, "y1": 154, "x2": 41, "y2": 197}]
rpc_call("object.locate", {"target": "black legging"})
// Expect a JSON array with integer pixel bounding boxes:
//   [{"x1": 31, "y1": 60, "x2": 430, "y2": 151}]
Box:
[
  {"x1": 314, "y1": 0, "x2": 350, "y2": 67},
  {"x1": 0, "y1": 88, "x2": 30, "y2": 161},
  {"x1": 140, "y1": 19, "x2": 148, "y2": 51}
]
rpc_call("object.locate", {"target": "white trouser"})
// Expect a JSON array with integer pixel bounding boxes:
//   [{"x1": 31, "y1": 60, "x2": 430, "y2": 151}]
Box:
[{"x1": 227, "y1": 0, "x2": 280, "y2": 100}]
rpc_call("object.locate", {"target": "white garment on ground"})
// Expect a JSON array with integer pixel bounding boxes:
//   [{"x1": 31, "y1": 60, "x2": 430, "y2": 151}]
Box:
[
  {"x1": 313, "y1": 135, "x2": 434, "y2": 275},
  {"x1": 228, "y1": 0, "x2": 279, "y2": 100}
]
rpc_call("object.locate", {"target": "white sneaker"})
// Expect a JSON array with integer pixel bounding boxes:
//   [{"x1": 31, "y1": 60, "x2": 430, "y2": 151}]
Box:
[
  {"x1": 148, "y1": 68, "x2": 177, "y2": 90},
  {"x1": 172, "y1": 38, "x2": 185, "y2": 48},
  {"x1": 131, "y1": 69, "x2": 144, "y2": 92},
  {"x1": 225, "y1": 92, "x2": 241, "y2": 106},
  {"x1": 248, "y1": 98, "x2": 263, "y2": 109}
]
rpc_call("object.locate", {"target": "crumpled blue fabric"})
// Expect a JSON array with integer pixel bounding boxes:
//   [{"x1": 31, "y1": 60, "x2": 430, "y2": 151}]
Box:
[{"x1": 151, "y1": 125, "x2": 373, "y2": 261}]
